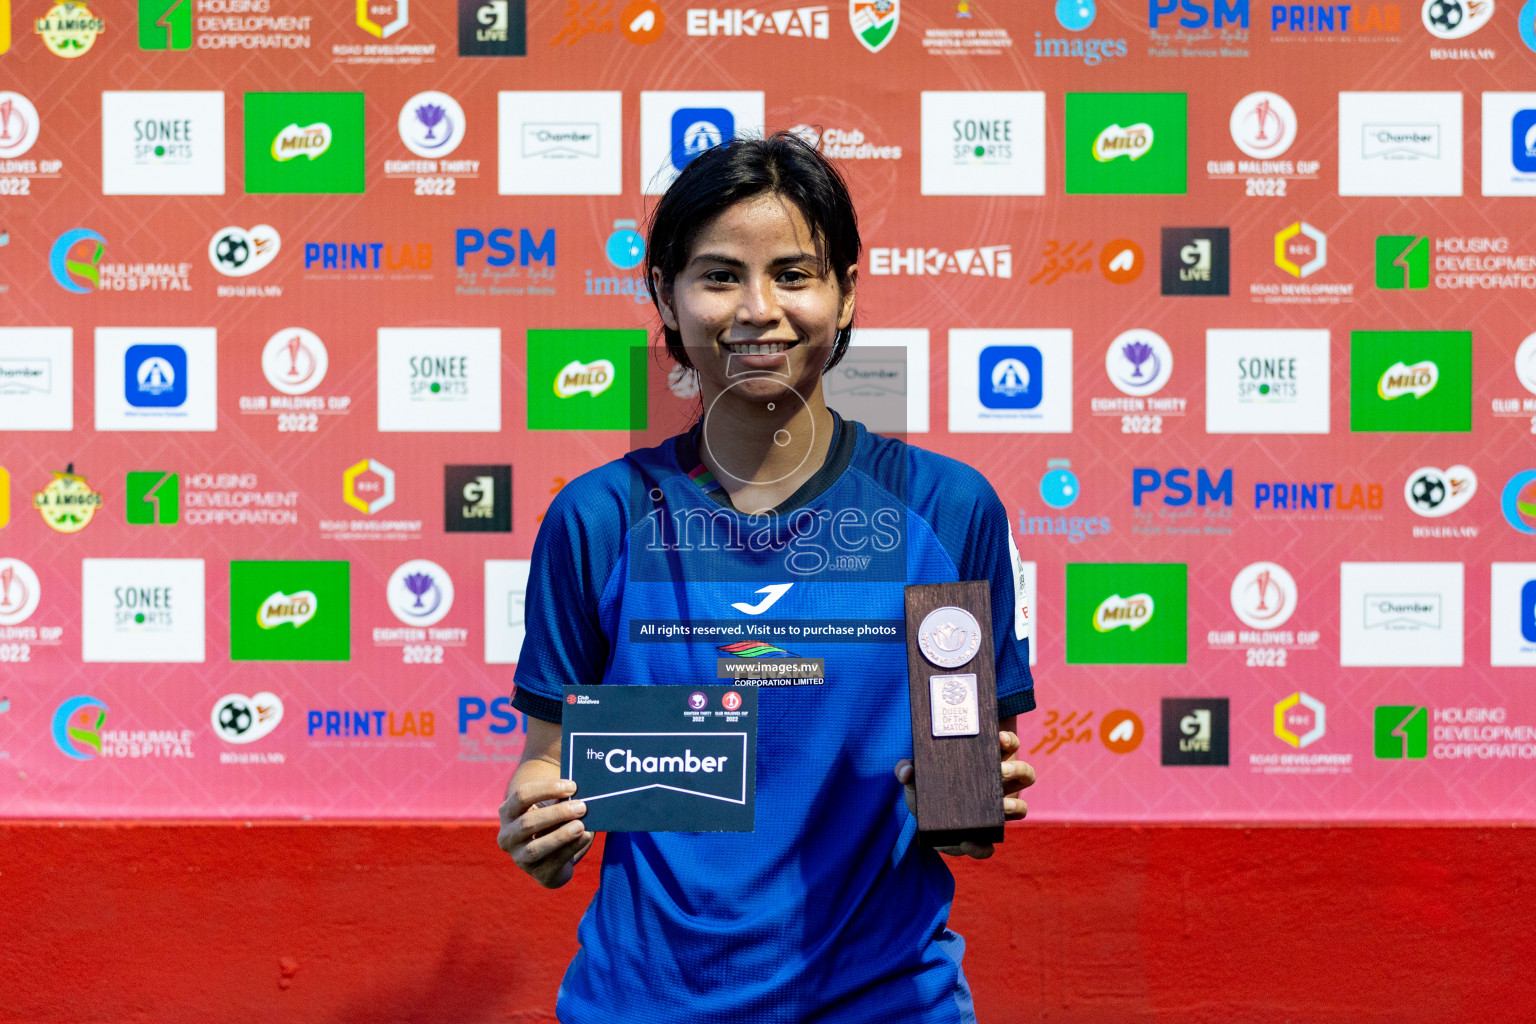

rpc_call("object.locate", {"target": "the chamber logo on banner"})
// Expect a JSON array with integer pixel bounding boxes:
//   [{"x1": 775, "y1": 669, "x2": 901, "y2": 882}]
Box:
[
  {"x1": 498, "y1": 91, "x2": 622, "y2": 195},
  {"x1": 1340, "y1": 92, "x2": 1463, "y2": 196},
  {"x1": 1341, "y1": 562, "x2": 1464, "y2": 666},
  {"x1": 483, "y1": 560, "x2": 530, "y2": 664},
  {"x1": 0, "y1": 328, "x2": 72, "y2": 431}
]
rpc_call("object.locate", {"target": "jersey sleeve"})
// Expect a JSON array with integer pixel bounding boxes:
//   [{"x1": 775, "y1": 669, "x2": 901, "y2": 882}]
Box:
[
  {"x1": 956, "y1": 482, "x2": 1037, "y2": 719},
  {"x1": 511, "y1": 476, "x2": 625, "y2": 724}
]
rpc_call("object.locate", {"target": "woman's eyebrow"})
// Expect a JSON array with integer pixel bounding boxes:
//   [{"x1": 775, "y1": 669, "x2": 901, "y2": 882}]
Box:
[{"x1": 688, "y1": 252, "x2": 820, "y2": 270}]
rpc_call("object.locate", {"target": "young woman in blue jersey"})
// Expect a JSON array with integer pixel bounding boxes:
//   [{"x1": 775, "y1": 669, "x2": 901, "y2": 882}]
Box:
[{"x1": 497, "y1": 131, "x2": 1037, "y2": 1024}]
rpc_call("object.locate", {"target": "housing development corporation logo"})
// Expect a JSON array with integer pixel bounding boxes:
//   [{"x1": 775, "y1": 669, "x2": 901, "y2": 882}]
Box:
[{"x1": 1374, "y1": 704, "x2": 1428, "y2": 758}]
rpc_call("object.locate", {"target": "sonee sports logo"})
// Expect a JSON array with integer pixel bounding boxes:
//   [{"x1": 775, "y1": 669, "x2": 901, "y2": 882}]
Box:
[{"x1": 1374, "y1": 705, "x2": 1428, "y2": 758}]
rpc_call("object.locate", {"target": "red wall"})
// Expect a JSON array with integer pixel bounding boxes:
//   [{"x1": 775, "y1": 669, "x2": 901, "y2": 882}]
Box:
[{"x1": 2, "y1": 823, "x2": 1532, "y2": 1023}]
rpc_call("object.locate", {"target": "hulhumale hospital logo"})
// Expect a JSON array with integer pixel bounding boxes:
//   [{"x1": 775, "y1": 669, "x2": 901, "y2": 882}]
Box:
[
  {"x1": 49, "y1": 228, "x2": 105, "y2": 292},
  {"x1": 1503, "y1": 470, "x2": 1536, "y2": 533},
  {"x1": 52, "y1": 695, "x2": 107, "y2": 760}
]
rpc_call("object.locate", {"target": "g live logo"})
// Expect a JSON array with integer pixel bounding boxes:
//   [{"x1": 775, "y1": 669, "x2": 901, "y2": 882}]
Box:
[{"x1": 1374, "y1": 705, "x2": 1428, "y2": 759}]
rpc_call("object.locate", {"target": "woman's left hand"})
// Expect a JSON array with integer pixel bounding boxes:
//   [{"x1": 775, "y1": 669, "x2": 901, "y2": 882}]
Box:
[{"x1": 893, "y1": 728, "x2": 1036, "y2": 860}]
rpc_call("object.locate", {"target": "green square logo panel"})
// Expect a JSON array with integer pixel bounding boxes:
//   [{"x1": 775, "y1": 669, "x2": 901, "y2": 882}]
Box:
[
  {"x1": 526, "y1": 329, "x2": 649, "y2": 430},
  {"x1": 244, "y1": 92, "x2": 366, "y2": 194},
  {"x1": 1064, "y1": 92, "x2": 1187, "y2": 195},
  {"x1": 126, "y1": 471, "x2": 179, "y2": 524},
  {"x1": 1066, "y1": 562, "x2": 1188, "y2": 664},
  {"x1": 230, "y1": 560, "x2": 351, "y2": 661},
  {"x1": 1349, "y1": 331, "x2": 1472, "y2": 432}
]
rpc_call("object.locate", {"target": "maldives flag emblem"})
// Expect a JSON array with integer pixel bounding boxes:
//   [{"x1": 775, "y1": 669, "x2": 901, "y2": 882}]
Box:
[{"x1": 850, "y1": 0, "x2": 898, "y2": 51}]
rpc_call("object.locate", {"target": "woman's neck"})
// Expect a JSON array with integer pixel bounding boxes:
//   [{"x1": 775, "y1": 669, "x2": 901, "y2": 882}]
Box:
[{"x1": 694, "y1": 387, "x2": 836, "y2": 514}]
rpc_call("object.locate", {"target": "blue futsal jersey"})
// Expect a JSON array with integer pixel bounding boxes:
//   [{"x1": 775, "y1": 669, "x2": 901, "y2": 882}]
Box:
[{"x1": 512, "y1": 410, "x2": 1036, "y2": 1024}]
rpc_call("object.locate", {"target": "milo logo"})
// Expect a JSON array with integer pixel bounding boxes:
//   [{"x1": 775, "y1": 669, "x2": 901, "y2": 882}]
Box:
[
  {"x1": 271, "y1": 123, "x2": 332, "y2": 162},
  {"x1": 1093, "y1": 592, "x2": 1154, "y2": 632},
  {"x1": 1378, "y1": 360, "x2": 1438, "y2": 400},
  {"x1": 258, "y1": 590, "x2": 317, "y2": 629},
  {"x1": 554, "y1": 358, "x2": 615, "y2": 399},
  {"x1": 1093, "y1": 122, "x2": 1153, "y2": 162}
]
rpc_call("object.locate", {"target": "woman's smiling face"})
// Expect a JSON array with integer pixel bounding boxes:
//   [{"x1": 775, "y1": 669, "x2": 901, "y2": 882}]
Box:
[{"x1": 655, "y1": 192, "x2": 856, "y2": 406}]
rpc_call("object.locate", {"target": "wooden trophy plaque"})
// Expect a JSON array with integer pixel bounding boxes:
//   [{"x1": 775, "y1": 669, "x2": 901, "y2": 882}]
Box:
[{"x1": 903, "y1": 580, "x2": 1005, "y2": 848}]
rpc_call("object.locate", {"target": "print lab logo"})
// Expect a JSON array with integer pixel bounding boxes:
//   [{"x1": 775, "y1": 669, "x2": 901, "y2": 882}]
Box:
[
  {"x1": 850, "y1": 0, "x2": 898, "y2": 51},
  {"x1": 1230, "y1": 91, "x2": 1295, "y2": 158},
  {"x1": 1404, "y1": 465, "x2": 1476, "y2": 517},
  {"x1": 1160, "y1": 227, "x2": 1229, "y2": 295},
  {"x1": 868, "y1": 245, "x2": 1011, "y2": 277},
  {"x1": 1421, "y1": 0, "x2": 1492, "y2": 37},
  {"x1": 1160, "y1": 698, "x2": 1229, "y2": 766},
  {"x1": 209, "y1": 225, "x2": 280, "y2": 278},
  {"x1": 211, "y1": 692, "x2": 283, "y2": 744}
]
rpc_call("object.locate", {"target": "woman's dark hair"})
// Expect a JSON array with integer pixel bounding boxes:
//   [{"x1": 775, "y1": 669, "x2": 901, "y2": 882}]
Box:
[{"x1": 644, "y1": 130, "x2": 861, "y2": 374}]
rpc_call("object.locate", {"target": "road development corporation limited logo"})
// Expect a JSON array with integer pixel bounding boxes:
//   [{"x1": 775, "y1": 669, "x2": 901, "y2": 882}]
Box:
[
  {"x1": 52, "y1": 696, "x2": 107, "y2": 759},
  {"x1": 1274, "y1": 691, "x2": 1325, "y2": 748}
]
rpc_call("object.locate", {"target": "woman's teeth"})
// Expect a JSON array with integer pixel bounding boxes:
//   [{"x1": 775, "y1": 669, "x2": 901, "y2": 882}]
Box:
[{"x1": 726, "y1": 342, "x2": 793, "y2": 355}]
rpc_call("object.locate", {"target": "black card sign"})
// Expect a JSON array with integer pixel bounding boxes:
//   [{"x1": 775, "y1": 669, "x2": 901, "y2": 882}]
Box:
[{"x1": 561, "y1": 685, "x2": 758, "y2": 833}]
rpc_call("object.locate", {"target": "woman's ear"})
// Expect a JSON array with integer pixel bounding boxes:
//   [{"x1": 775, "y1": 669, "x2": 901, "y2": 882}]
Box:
[
  {"x1": 837, "y1": 264, "x2": 858, "y2": 330},
  {"x1": 652, "y1": 267, "x2": 680, "y2": 331}
]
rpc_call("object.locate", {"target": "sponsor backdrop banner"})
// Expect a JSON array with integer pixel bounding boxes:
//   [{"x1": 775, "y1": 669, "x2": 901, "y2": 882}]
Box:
[{"x1": 2, "y1": 0, "x2": 1536, "y2": 819}]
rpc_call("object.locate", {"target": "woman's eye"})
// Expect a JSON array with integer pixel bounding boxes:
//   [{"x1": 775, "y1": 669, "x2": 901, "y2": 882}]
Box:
[{"x1": 704, "y1": 270, "x2": 736, "y2": 284}]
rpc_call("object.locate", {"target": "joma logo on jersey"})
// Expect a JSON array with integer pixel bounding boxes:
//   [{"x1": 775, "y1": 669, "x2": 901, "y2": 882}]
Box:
[
  {"x1": 1094, "y1": 592, "x2": 1154, "y2": 631},
  {"x1": 1379, "y1": 360, "x2": 1437, "y2": 399},
  {"x1": 258, "y1": 590, "x2": 316, "y2": 629}
]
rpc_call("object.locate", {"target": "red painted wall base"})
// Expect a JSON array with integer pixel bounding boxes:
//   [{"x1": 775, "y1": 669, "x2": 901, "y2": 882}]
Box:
[{"x1": 1, "y1": 823, "x2": 1532, "y2": 1023}]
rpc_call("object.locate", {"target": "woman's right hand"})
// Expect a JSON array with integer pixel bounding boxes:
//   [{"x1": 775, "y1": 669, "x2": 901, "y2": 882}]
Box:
[{"x1": 497, "y1": 777, "x2": 594, "y2": 889}]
